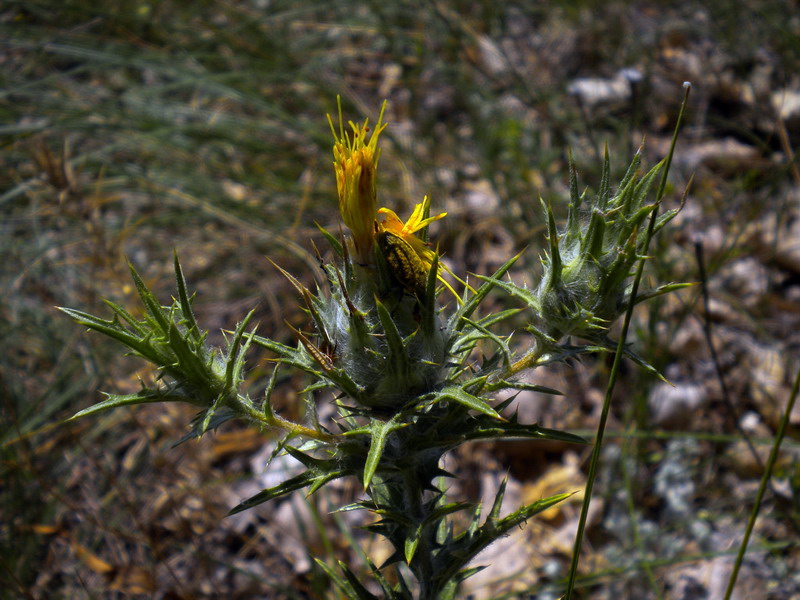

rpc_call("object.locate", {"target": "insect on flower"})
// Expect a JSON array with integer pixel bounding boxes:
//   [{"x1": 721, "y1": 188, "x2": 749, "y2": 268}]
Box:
[{"x1": 376, "y1": 229, "x2": 430, "y2": 298}]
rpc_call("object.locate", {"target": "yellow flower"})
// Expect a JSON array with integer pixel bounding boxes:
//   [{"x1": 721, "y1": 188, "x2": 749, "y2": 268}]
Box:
[
  {"x1": 328, "y1": 98, "x2": 387, "y2": 263},
  {"x1": 377, "y1": 195, "x2": 446, "y2": 267},
  {"x1": 378, "y1": 196, "x2": 468, "y2": 301}
]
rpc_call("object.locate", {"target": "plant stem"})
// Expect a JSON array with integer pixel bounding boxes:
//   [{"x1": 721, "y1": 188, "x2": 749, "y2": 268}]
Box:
[
  {"x1": 723, "y1": 363, "x2": 800, "y2": 600},
  {"x1": 563, "y1": 82, "x2": 691, "y2": 599},
  {"x1": 236, "y1": 396, "x2": 340, "y2": 443}
]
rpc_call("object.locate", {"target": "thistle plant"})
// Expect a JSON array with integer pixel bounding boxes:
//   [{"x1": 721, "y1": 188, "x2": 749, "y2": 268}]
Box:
[
  {"x1": 61, "y1": 98, "x2": 687, "y2": 599},
  {"x1": 494, "y1": 146, "x2": 689, "y2": 377}
]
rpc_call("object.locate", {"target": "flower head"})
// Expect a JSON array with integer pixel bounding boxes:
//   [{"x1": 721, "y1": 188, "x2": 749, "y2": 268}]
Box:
[
  {"x1": 328, "y1": 99, "x2": 388, "y2": 263},
  {"x1": 378, "y1": 196, "x2": 466, "y2": 301},
  {"x1": 378, "y1": 196, "x2": 446, "y2": 267}
]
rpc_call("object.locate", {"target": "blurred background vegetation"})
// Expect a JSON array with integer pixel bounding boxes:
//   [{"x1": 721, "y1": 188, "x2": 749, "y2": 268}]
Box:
[{"x1": 2, "y1": 0, "x2": 799, "y2": 598}]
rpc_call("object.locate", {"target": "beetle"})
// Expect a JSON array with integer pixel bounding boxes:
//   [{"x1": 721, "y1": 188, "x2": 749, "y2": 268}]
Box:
[{"x1": 376, "y1": 230, "x2": 429, "y2": 299}]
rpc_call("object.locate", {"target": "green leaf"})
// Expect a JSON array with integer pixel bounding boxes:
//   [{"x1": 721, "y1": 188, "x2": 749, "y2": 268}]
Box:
[
  {"x1": 424, "y1": 502, "x2": 475, "y2": 524},
  {"x1": 128, "y1": 261, "x2": 171, "y2": 334},
  {"x1": 454, "y1": 566, "x2": 486, "y2": 584},
  {"x1": 67, "y1": 388, "x2": 189, "y2": 421},
  {"x1": 173, "y1": 407, "x2": 237, "y2": 447},
  {"x1": 487, "y1": 476, "x2": 508, "y2": 524},
  {"x1": 475, "y1": 307, "x2": 522, "y2": 328},
  {"x1": 224, "y1": 309, "x2": 256, "y2": 391},
  {"x1": 363, "y1": 416, "x2": 404, "y2": 488},
  {"x1": 436, "y1": 386, "x2": 504, "y2": 421},
  {"x1": 473, "y1": 274, "x2": 539, "y2": 310},
  {"x1": 542, "y1": 198, "x2": 562, "y2": 281},
  {"x1": 316, "y1": 222, "x2": 344, "y2": 256},
  {"x1": 449, "y1": 250, "x2": 521, "y2": 334},
  {"x1": 100, "y1": 298, "x2": 148, "y2": 336},
  {"x1": 173, "y1": 251, "x2": 202, "y2": 343},
  {"x1": 485, "y1": 379, "x2": 563, "y2": 395},
  {"x1": 462, "y1": 422, "x2": 588, "y2": 445},
  {"x1": 167, "y1": 320, "x2": 213, "y2": 386},
  {"x1": 374, "y1": 296, "x2": 409, "y2": 376},
  {"x1": 313, "y1": 559, "x2": 355, "y2": 598},
  {"x1": 308, "y1": 471, "x2": 347, "y2": 495},
  {"x1": 200, "y1": 393, "x2": 225, "y2": 435},
  {"x1": 339, "y1": 562, "x2": 381, "y2": 600},
  {"x1": 460, "y1": 317, "x2": 511, "y2": 367},
  {"x1": 364, "y1": 558, "x2": 399, "y2": 598},
  {"x1": 434, "y1": 492, "x2": 574, "y2": 591},
  {"x1": 404, "y1": 524, "x2": 421, "y2": 564},
  {"x1": 496, "y1": 492, "x2": 574, "y2": 531},
  {"x1": 421, "y1": 253, "x2": 439, "y2": 339},
  {"x1": 634, "y1": 282, "x2": 697, "y2": 305},
  {"x1": 228, "y1": 469, "x2": 343, "y2": 515},
  {"x1": 566, "y1": 147, "x2": 582, "y2": 244},
  {"x1": 262, "y1": 364, "x2": 281, "y2": 418},
  {"x1": 246, "y1": 332, "x2": 299, "y2": 358},
  {"x1": 58, "y1": 306, "x2": 168, "y2": 366}
]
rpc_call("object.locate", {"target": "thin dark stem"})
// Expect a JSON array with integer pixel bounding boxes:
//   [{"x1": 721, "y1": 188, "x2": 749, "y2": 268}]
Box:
[
  {"x1": 694, "y1": 240, "x2": 764, "y2": 468},
  {"x1": 564, "y1": 82, "x2": 691, "y2": 600},
  {"x1": 723, "y1": 363, "x2": 800, "y2": 600}
]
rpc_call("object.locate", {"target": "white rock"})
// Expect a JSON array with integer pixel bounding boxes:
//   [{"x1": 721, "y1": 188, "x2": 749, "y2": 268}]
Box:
[{"x1": 649, "y1": 382, "x2": 707, "y2": 428}]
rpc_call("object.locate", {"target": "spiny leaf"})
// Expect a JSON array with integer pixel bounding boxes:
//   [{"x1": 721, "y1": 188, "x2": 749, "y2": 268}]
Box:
[
  {"x1": 450, "y1": 250, "x2": 521, "y2": 334},
  {"x1": 339, "y1": 562, "x2": 381, "y2": 600},
  {"x1": 566, "y1": 147, "x2": 582, "y2": 244},
  {"x1": 473, "y1": 274, "x2": 538, "y2": 310},
  {"x1": 496, "y1": 492, "x2": 574, "y2": 531},
  {"x1": 58, "y1": 306, "x2": 167, "y2": 365},
  {"x1": 488, "y1": 475, "x2": 508, "y2": 524},
  {"x1": 455, "y1": 566, "x2": 486, "y2": 584},
  {"x1": 173, "y1": 251, "x2": 201, "y2": 343},
  {"x1": 224, "y1": 309, "x2": 256, "y2": 391},
  {"x1": 421, "y1": 252, "x2": 439, "y2": 338},
  {"x1": 542, "y1": 198, "x2": 562, "y2": 280},
  {"x1": 616, "y1": 145, "x2": 644, "y2": 196},
  {"x1": 459, "y1": 317, "x2": 511, "y2": 367},
  {"x1": 308, "y1": 471, "x2": 347, "y2": 495},
  {"x1": 404, "y1": 524, "x2": 422, "y2": 564},
  {"x1": 333, "y1": 268, "x2": 373, "y2": 350},
  {"x1": 262, "y1": 364, "x2": 281, "y2": 418},
  {"x1": 100, "y1": 299, "x2": 147, "y2": 336},
  {"x1": 270, "y1": 259, "x2": 332, "y2": 349},
  {"x1": 634, "y1": 282, "x2": 697, "y2": 305},
  {"x1": 476, "y1": 307, "x2": 522, "y2": 328},
  {"x1": 284, "y1": 445, "x2": 334, "y2": 470},
  {"x1": 374, "y1": 296, "x2": 409, "y2": 375},
  {"x1": 173, "y1": 407, "x2": 237, "y2": 447},
  {"x1": 316, "y1": 222, "x2": 344, "y2": 256},
  {"x1": 246, "y1": 332, "x2": 301, "y2": 358},
  {"x1": 228, "y1": 470, "x2": 343, "y2": 515},
  {"x1": 363, "y1": 558, "x2": 398, "y2": 598},
  {"x1": 200, "y1": 392, "x2": 226, "y2": 435},
  {"x1": 583, "y1": 206, "x2": 607, "y2": 260},
  {"x1": 485, "y1": 379, "x2": 563, "y2": 395},
  {"x1": 313, "y1": 560, "x2": 354, "y2": 597},
  {"x1": 434, "y1": 492, "x2": 574, "y2": 590},
  {"x1": 363, "y1": 416, "x2": 405, "y2": 488},
  {"x1": 67, "y1": 389, "x2": 189, "y2": 421},
  {"x1": 597, "y1": 143, "x2": 612, "y2": 210},
  {"x1": 167, "y1": 320, "x2": 212, "y2": 386},
  {"x1": 435, "y1": 386, "x2": 504, "y2": 421},
  {"x1": 424, "y1": 502, "x2": 475, "y2": 523},
  {"x1": 128, "y1": 261, "x2": 171, "y2": 334}
]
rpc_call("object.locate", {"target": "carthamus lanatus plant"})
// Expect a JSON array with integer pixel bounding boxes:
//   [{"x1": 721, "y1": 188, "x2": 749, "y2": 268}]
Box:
[{"x1": 61, "y1": 98, "x2": 688, "y2": 599}]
